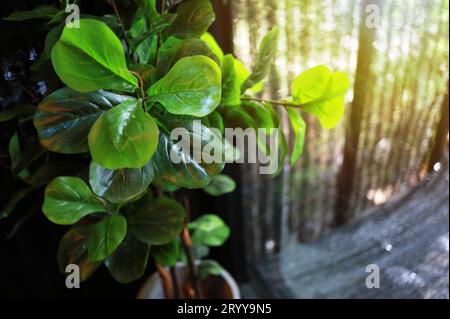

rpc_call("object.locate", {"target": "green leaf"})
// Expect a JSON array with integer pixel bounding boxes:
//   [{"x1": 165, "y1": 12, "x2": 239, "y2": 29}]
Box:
[
  {"x1": 188, "y1": 214, "x2": 230, "y2": 246},
  {"x1": 201, "y1": 32, "x2": 224, "y2": 64},
  {"x1": 203, "y1": 174, "x2": 236, "y2": 196},
  {"x1": 197, "y1": 259, "x2": 222, "y2": 280},
  {"x1": 4, "y1": 5, "x2": 59, "y2": 21},
  {"x1": 0, "y1": 105, "x2": 34, "y2": 122},
  {"x1": 220, "y1": 54, "x2": 241, "y2": 106},
  {"x1": 150, "y1": 241, "x2": 180, "y2": 267},
  {"x1": 264, "y1": 102, "x2": 288, "y2": 176},
  {"x1": 292, "y1": 65, "x2": 350, "y2": 129},
  {"x1": 158, "y1": 37, "x2": 219, "y2": 74},
  {"x1": 88, "y1": 99, "x2": 159, "y2": 169},
  {"x1": 234, "y1": 59, "x2": 263, "y2": 93},
  {"x1": 286, "y1": 107, "x2": 306, "y2": 165},
  {"x1": 8, "y1": 133, "x2": 29, "y2": 179},
  {"x1": 128, "y1": 196, "x2": 185, "y2": 245},
  {"x1": 88, "y1": 215, "x2": 127, "y2": 261},
  {"x1": 34, "y1": 87, "x2": 132, "y2": 154},
  {"x1": 43, "y1": 177, "x2": 107, "y2": 225},
  {"x1": 166, "y1": 0, "x2": 215, "y2": 39},
  {"x1": 220, "y1": 101, "x2": 276, "y2": 154},
  {"x1": 105, "y1": 234, "x2": 150, "y2": 284},
  {"x1": 57, "y1": 226, "x2": 101, "y2": 282},
  {"x1": 51, "y1": 19, "x2": 138, "y2": 93},
  {"x1": 241, "y1": 27, "x2": 279, "y2": 93},
  {"x1": 0, "y1": 187, "x2": 35, "y2": 220},
  {"x1": 89, "y1": 160, "x2": 154, "y2": 204},
  {"x1": 148, "y1": 56, "x2": 221, "y2": 117},
  {"x1": 134, "y1": 0, "x2": 159, "y2": 26},
  {"x1": 151, "y1": 117, "x2": 225, "y2": 188},
  {"x1": 207, "y1": 111, "x2": 224, "y2": 135}
]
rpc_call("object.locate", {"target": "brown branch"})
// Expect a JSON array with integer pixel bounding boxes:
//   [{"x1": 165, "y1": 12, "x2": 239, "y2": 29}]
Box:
[
  {"x1": 180, "y1": 195, "x2": 204, "y2": 298},
  {"x1": 155, "y1": 262, "x2": 173, "y2": 299}
]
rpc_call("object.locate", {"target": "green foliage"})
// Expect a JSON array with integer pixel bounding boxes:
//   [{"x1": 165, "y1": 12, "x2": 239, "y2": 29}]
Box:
[
  {"x1": 51, "y1": 19, "x2": 138, "y2": 93},
  {"x1": 105, "y1": 234, "x2": 150, "y2": 284},
  {"x1": 203, "y1": 174, "x2": 236, "y2": 196},
  {"x1": 2, "y1": 0, "x2": 349, "y2": 286},
  {"x1": 128, "y1": 196, "x2": 185, "y2": 245},
  {"x1": 286, "y1": 107, "x2": 306, "y2": 165},
  {"x1": 88, "y1": 215, "x2": 127, "y2": 261},
  {"x1": 58, "y1": 226, "x2": 101, "y2": 282},
  {"x1": 189, "y1": 214, "x2": 230, "y2": 246},
  {"x1": 43, "y1": 177, "x2": 107, "y2": 225},
  {"x1": 150, "y1": 240, "x2": 180, "y2": 267},
  {"x1": 166, "y1": 0, "x2": 215, "y2": 39},
  {"x1": 34, "y1": 88, "x2": 131, "y2": 154},
  {"x1": 292, "y1": 65, "x2": 349, "y2": 129},
  {"x1": 148, "y1": 56, "x2": 222, "y2": 117},
  {"x1": 89, "y1": 160, "x2": 154, "y2": 204},
  {"x1": 151, "y1": 117, "x2": 225, "y2": 188},
  {"x1": 88, "y1": 99, "x2": 159, "y2": 169},
  {"x1": 241, "y1": 27, "x2": 280, "y2": 93}
]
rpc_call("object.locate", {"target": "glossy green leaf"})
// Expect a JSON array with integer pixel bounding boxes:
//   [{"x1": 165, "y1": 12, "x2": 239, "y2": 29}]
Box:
[
  {"x1": 203, "y1": 174, "x2": 236, "y2": 196},
  {"x1": 188, "y1": 214, "x2": 230, "y2": 247},
  {"x1": 292, "y1": 65, "x2": 350, "y2": 129},
  {"x1": 158, "y1": 37, "x2": 219, "y2": 74},
  {"x1": 43, "y1": 177, "x2": 107, "y2": 225},
  {"x1": 220, "y1": 54, "x2": 241, "y2": 106},
  {"x1": 150, "y1": 240, "x2": 180, "y2": 267},
  {"x1": 88, "y1": 99, "x2": 159, "y2": 169},
  {"x1": 57, "y1": 226, "x2": 101, "y2": 282},
  {"x1": 151, "y1": 117, "x2": 225, "y2": 188},
  {"x1": 201, "y1": 32, "x2": 224, "y2": 63},
  {"x1": 128, "y1": 196, "x2": 185, "y2": 245},
  {"x1": 286, "y1": 107, "x2": 306, "y2": 165},
  {"x1": 166, "y1": 0, "x2": 215, "y2": 39},
  {"x1": 89, "y1": 160, "x2": 154, "y2": 204},
  {"x1": 88, "y1": 215, "x2": 127, "y2": 261},
  {"x1": 148, "y1": 56, "x2": 221, "y2": 117},
  {"x1": 34, "y1": 87, "x2": 132, "y2": 154},
  {"x1": 5, "y1": 5, "x2": 59, "y2": 21},
  {"x1": 105, "y1": 234, "x2": 150, "y2": 284},
  {"x1": 0, "y1": 105, "x2": 34, "y2": 122},
  {"x1": 241, "y1": 27, "x2": 279, "y2": 93},
  {"x1": 51, "y1": 19, "x2": 138, "y2": 93}
]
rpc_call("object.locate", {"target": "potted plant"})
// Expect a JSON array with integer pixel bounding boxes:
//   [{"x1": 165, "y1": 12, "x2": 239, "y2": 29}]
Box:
[{"x1": 1, "y1": 0, "x2": 349, "y2": 299}]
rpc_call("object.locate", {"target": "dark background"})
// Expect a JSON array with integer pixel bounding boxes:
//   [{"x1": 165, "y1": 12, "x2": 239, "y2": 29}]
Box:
[{"x1": 0, "y1": 0, "x2": 245, "y2": 298}]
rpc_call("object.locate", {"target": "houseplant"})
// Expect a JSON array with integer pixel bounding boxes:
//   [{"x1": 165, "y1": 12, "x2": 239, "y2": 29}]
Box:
[{"x1": 1, "y1": 0, "x2": 349, "y2": 298}]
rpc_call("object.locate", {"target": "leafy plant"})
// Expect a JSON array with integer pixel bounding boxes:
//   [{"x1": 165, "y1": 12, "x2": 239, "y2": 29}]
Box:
[{"x1": 1, "y1": 0, "x2": 349, "y2": 297}]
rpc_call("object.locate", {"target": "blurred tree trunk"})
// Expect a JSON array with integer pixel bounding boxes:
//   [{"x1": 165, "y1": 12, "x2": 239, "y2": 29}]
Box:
[{"x1": 334, "y1": 0, "x2": 382, "y2": 226}]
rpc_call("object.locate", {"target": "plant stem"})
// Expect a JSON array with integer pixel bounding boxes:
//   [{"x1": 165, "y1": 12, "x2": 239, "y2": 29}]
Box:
[
  {"x1": 110, "y1": 0, "x2": 131, "y2": 48},
  {"x1": 241, "y1": 97, "x2": 302, "y2": 108},
  {"x1": 169, "y1": 266, "x2": 181, "y2": 299},
  {"x1": 129, "y1": 70, "x2": 145, "y2": 100},
  {"x1": 155, "y1": 262, "x2": 173, "y2": 299},
  {"x1": 180, "y1": 195, "x2": 204, "y2": 299}
]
